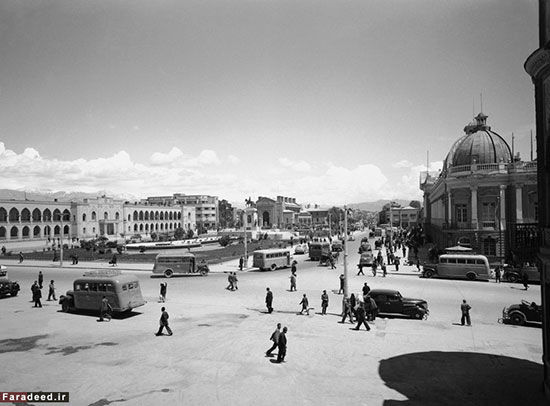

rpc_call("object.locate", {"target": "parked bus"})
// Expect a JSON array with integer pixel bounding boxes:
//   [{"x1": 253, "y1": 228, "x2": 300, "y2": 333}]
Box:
[
  {"x1": 253, "y1": 248, "x2": 292, "y2": 271},
  {"x1": 152, "y1": 253, "x2": 209, "y2": 278},
  {"x1": 421, "y1": 254, "x2": 491, "y2": 281},
  {"x1": 309, "y1": 242, "x2": 331, "y2": 261},
  {"x1": 59, "y1": 270, "x2": 146, "y2": 314}
]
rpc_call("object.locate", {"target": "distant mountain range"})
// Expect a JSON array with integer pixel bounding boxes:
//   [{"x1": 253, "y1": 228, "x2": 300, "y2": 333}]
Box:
[{"x1": 348, "y1": 199, "x2": 412, "y2": 212}]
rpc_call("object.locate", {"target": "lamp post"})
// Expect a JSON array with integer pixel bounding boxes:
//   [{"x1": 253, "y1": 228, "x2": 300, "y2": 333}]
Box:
[
  {"x1": 56, "y1": 212, "x2": 68, "y2": 268},
  {"x1": 343, "y1": 205, "x2": 349, "y2": 298},
  {"x1": 242, "y1": 211, "x2": 248, "y2": 268}
]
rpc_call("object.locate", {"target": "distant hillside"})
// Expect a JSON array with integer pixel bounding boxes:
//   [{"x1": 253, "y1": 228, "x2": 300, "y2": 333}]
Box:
[{"x1": 348, "y1": 199, "x2": 411, "y2": 212}]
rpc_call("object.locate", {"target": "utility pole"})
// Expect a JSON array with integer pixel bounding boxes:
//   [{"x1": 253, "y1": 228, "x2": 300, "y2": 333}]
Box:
[
  {"x1": 343, "y1": 205, "x2": 349, "y2": 298},
  {"x1": 328, "y1": 212, "x2": 332, "y2": 238},
  {"x1": 242, "y1": 211, "x2": 248, "y2": 268},
  {"x1": 59, "y1": 213, "x2": 64, "y2": 268}
]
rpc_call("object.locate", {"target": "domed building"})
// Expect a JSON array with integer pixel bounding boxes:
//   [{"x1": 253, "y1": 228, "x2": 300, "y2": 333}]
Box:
[{"x1": 420, "y1": 113, "x2": 538, "y2": 262}]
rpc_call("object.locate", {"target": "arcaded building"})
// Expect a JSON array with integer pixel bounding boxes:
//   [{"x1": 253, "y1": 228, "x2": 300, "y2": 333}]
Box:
[{"x1": 420, "y1": 112, "x2": 538, "y2": 263}]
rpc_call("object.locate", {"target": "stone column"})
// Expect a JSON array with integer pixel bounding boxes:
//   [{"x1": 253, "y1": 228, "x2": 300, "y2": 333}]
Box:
[
  {"x1": 447, "y1": 190, "x2": 452, "y2": 225},
  {"x1": 499, "y1": 185, "x2": 506, "y2": 231},
  {"x1": 515, "y1": 185, "x2": 523, "y2": 223},
  {"x1": 471, "y1": 186, "x2": 478, "y2": 229}
]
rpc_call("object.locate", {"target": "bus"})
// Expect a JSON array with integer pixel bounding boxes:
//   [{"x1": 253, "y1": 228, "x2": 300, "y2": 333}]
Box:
[
  {"x1": 253, "y1": 248, "x2": 292, "y2": 271},
  {"x1": 59, "y1": 270, "x2": 146, "y2": 314},
  {"x1": 422, "y1": 254, "x2": 491, "y2": 281},
  {"x1": 152, "y1": 253, "x2": 209, "y2": 278},
  {"x1": 309, "y1": 242, "x2": 331, "y2": 261}
]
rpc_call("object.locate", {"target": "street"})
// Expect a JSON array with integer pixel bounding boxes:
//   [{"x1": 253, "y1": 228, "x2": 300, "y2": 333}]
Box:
[{"x1": 0, "y1": 234, "x2": 545, "y2": 405}]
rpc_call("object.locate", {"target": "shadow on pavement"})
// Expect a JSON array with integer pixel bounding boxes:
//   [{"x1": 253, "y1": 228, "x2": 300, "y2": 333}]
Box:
[
  {"x1": 379, "y1": 351, "x2": 546, "y2": 406},
  {"x1": 56, "y1": 309, "x2": 143, "y2": 320}
]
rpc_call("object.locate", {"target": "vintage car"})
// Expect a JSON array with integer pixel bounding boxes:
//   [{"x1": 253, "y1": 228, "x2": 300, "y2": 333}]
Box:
[
  {"x1": 331, "y1": 241, "x2": 343, "y2": 252},
  {"x1": 0, "y1": 265, "x2": 20, "y2": 297},
  {"x1": 357, "y1": 251, "x2": 375, "y2": 272},
  {"x1": 368, "y1": 289, "x2": 428, "y2": 319},
  {"x1": 502, "y1": 264, "x2": 540, "y2": 283},
  {"x1": 293, "y1": 244, "x2": 306, "y2": 255},
  {"x1": 501, "y1": 300, "x2": 542, "y2": 326},
  {"x1": 59, "y1": 270, "x2": 146, "y2": 314}
]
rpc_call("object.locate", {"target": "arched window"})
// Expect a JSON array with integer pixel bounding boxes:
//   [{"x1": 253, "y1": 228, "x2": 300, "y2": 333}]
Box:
[
  {"x1": 139, "y1": 224, "x2": 144, "y2": 231},
  {"x1": 33, "y1": 226, "x2": 41, "y2": 237},
  {"x1": 133, "y1": 211, "x2": 138, "y2": 221},
  {"x1": 115, "y1": 212, "x2": 120, "y2": 220},
  {"x1": 54, "y1": 225, "x2": 60, "y2": 236},
  {"x1": 92, "y1": 211, "x2": 97, "y2": 221},
  {"x1": 62, "y1": 209, "x2": 70, "y2": 221},
  {"x1": 139, "y1": 211, "x2": 144, "y2": 221},
  {"x1": 53, "y1": 209, "x2": 61, "y2": 220},
  {"x1": 0, "y1": 226, "x2": 6, "y2": 239},
  {"x1": 150, "y1": 223, "x2": 154, "y2": 232},
  {"x1": 64, "y1": 225, "x2": 70, "y2": 235},
  {"x1": 134, "y1": 224, "x2": 138, "y2": 232},
  {"x1": 165, "y1": 211, "x2": 168, "y2": 220},
  {"x1": 0, "y1": 208, "x2": 7, "y2": 222},
  {"x1": 178, "y1": 212, "x2": 182, "y2": 220},
  {"x1": 43, "y1": 209, "x2": 52, "y2": 222},
  {"x1": 22, "y1": 226, "x2": 30, "y2": 238},
  {"x1": 128, "y1": 214, "x2": 131, "y2": 222},
  {"x1": 82, "y1": 213, "x2": 87, "y2": 222},
  {"x1": 104, "y1": 212, "x2": 109, "y2": 220},
  {"x1": 145, "y1": 223, "x2": 149, "y2": 231},
  {"x1": 44, "y1": 225, "x2": 51, "y2": 236},
  {"x1": 155, "y1": 223, "x2": 159, "y2": 230},
  {"x1": 150, "y1": 211, "x2": 154, "y2": 220},
  {"x1": 144, "y1": 212, "x2": 149, "y2": 220},
  {"x1": 21, "y1": 208, "x2": 31, "y2": 222},
  {"x1": 155, "y1": 211, "x2": 159, "y2": 220},
  {"x1": 169, "y1": 212, "x2": 173, "y2": 220},
  {"x1": 160, "y1": 223, "x2": 164, "y2": 230},
  {"x1": 160, "y1": 212, "x2": 164, "y2": 220},
  {"x1": 9, "y1": 208, "x2": 19, "y2": 222},
  {"x1": 10, "y1": 226, "x2": 18, "y2": 238},
  {"x1": 32, "y1": 208, "x2": 41, "y2": 221}
]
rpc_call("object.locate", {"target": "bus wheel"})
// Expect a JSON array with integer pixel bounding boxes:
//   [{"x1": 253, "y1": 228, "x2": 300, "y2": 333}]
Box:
[
  {"x1": 270, "y1": 264, "x2": 277, "y2": 271},
  {"x1": 466, "y1": 272, "x2": 476, "y2": 281},
  {"x1": 200, "y1": 269, "x2": 208, "y2": 276},
  {"x1": 164, "y1": 269, "x2": 173, "y2": 278}
]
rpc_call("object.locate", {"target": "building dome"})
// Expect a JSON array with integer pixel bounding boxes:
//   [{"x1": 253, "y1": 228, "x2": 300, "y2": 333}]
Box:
[{"x1": 448, "y1": 113, "x2": 512, "y2": 168}]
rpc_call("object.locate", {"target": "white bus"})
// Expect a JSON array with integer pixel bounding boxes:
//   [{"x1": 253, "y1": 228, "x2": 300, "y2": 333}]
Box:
[
  {"x1": 422, "y1": 254, "x2": 491, "y2": 281},
  {"x1": 152, "y1": 253, "x2": 209, "y2": 278},
  {"x1": 253, "y1": 248, "x2": 292, "y2": 271}
]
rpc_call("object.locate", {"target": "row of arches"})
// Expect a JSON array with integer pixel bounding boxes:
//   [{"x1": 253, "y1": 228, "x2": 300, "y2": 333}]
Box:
[
  {"x1": 130, "y1": 222, "x2": 181, "y2": 232},
  {"x1": 0, "y1": 225, "x2": 70, "y2": 240},
  {"x1": 82, "y1": 212, "x2": 120, "y2": 222},
  {"x1": 0, "y1": 207, "x2": 71, "y2": 222},
  {"x1": 131, "y1": 210, "x2": 182, "y2": 222}
]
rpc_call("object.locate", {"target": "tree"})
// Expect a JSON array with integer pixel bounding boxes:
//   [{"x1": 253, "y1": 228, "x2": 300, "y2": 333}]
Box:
[
  {"x1": 186, "y1": 229, "x2": 194, "y2": 239},
  {"x1": 409, "y1": 200, "x2": 422, "y2": 209},
  {"x1": 219, "y1": 235, "x2": 231, "y2": 247},
  {"x1": 150, "y1": 232, "x2": 158, "y2": 241},
  {"x1": 218, "y1": 199, "x2": 235, "y2": 228},
  {"x1": 174, "y1": 227, "x2": 185, "y2": 240}
]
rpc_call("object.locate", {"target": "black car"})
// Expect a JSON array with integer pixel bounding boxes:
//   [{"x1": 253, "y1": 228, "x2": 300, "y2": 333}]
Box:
[
  {"x1": 368, "y1": 289, "x2": 428, "y2": 319},
  {"x1": 501, "y1": 300, "x2": 542, "y2": 326},
  {"x1": 0, "y1": 266, "x2": 20, "y2": 297}
]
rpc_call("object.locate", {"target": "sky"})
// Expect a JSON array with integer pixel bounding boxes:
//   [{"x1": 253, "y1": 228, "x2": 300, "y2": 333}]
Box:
[{"x1": 0, "y1": 0, "x2": 539, "y2": 206}]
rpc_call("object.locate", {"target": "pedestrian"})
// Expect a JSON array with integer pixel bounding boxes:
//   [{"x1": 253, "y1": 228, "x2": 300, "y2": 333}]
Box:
[
  {"x1": 329, "y1": 254, "x2": 336, "y2": 269},
  {"x1": 159, "y1": 282, "x2": 167, "y2": 302},
  {"x1": 31, "y1": 281, "x2": 38, "y2": 301},
  {"x1": 32, "y1": 282, "x2": 42, "y2": 308},
  {"x1": 38, "y1": 271, "x2": 44, "y2": 289},
  {"x1": 276, "y1": 326, "x2": 288, "y2": 363},
  {"x1": 239, "y1": 256, "x2": 244, "y2": 271},
  {"x1": 350, "y1": 293, "x2": 357, "y2": 317},
  {"x1": 371, "y1": 262, "x2": 377, "y2": 277},
  {"x1": 402, "y1": 245, "x2": 406, "y2": 258},
  {"x1": 394, "y1": 256, "x2": 400, "y2": 272},
  {"x1": 299, "y1": 294, "x2": 309, "y2": 315},
  {"x1": 109, "y1": 253, "x2": 117, "y2": 266},
  {"x1": 232, "y1": 272, "x2": 239, "y2": 290},
  {"x1": 357, "y1": 263, "x2": 364, "y2": 276},
  {"x1": 52, "y1": 249, "x2": 59, "y2": 262},
  {"x1": 416, "y1": 258, "x2": 420, "y2": 271},
  {"x1": 522, "y1": 270, "x2": 529, "y2": 290},
  {"x1": 74, "y1": 254, "x2": 79, "y2": 264},
  {"x1": 18, "y1": 251, "x2": 24, "y2": 263},
  {"x1": 362, "y1": 282, "x2": 370, "y2": 297},
  {"x1": 155, "y1": 306, "x2": 173, "y2": 336},
  {"x1": 338, "y1": 274, "x2": 345, "y2": 294},
  {"x1": 291, "y1": 260, "x2": 297, "y2": 275},
  {"x1": 382, "y1": 264, "x2": 387, "y2": 277},
  {"x1": 265, "y1": 287, "x2": 273, "y2": 313},
  {"x1": 1, "y1": 246, "x2": 5, "y2": 255},
  {"x1": 289, "y1": 273, "x2": 297, "y2": 291},
  {"x1": 226, "y1": 272, "x2": 234, "y2": 291},
  {"x1": 98, "y1": 296, "x2": 112, "y2": 322},
  {"x1": 266, "y1": 323, "x2": 281, "y2": 356},
  {"x1": 494, "y1": 265, "x2": 501, "y2": 283},
  {"x1": 321, "y1": 290, "x2": 329, "y2": 315},
  {"x1": 47, "y1": 280, "x2": 56, "y2": 301},
  {"x1": 354, "y1": 304, "x2": 371, "y2": 331},
  {"x1": 460, "y1": 299, "x2": 471, "y2": 326},
  {"x1": 340, "y1": 297, "x2": 354, "y2": 323}
]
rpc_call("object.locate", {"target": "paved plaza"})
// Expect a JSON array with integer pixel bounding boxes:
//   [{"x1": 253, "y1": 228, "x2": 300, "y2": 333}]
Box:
[{"x1": 0, "y1": 235, "x2": 545, "y2": 405}]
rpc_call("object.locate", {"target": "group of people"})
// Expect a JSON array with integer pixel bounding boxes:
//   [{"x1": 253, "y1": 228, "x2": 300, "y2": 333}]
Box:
[
  {"x1": 340, "y1": 283, "x2": 378, "y2": 331},
  {"x1": 226, "y1": 272, "x2": 239, "y2": 291},
  {"x1": 265, "y1": 323, "x2": 288, "y2": 363},
  {"x1": 30, "y1": 271, "x2": 57, "y2": 308}
]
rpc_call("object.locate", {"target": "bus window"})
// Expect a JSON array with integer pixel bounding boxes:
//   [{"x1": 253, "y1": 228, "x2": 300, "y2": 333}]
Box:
[
  {"x1": 457, "y1": 259, "x2": 466, "y2": 264},
  {"x1": 466, "y1": 259, "x2": 476, "y2": 264},
  {"x1": 128, "y1": 283, "x2": 134, "y2": 290},
  {"x1": 440, "y1": 258, "x2": 448, "y2": 263},
  {"x1": 122, "y1": 284, "x2": 127, "y2": 291},
  {"x1": 476, "y1": 259, "x2": 485, "y2": 265},
  {"x1": 90, "y1": 283, "x2": 98, "y2": 292},
  {"x1": 75, "y1": 283, "x2": 83, "y2": 291}
]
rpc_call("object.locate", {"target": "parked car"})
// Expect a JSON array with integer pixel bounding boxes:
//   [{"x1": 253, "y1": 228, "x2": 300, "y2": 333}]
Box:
[
  {"x1": 294, "y1": 244, "x2": 306, "y2": 255},
  {"x1": 331, "y1": 241, "x2": 343, "y2": 252},
  {"x1": 501, "y1": 300, "x2": 542, "y2": 326},
  {"x1": 368, "y1": 289, "x2": 428, "y2": 319},
  {"x1": 502, "y1": 264, "x2": 540, "y2": 283},
  {"x1": 0, "y1": 265, "x2": 20, "y2": 298}
]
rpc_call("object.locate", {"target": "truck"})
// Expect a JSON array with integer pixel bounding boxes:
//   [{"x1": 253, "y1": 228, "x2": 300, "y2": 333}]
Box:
[{"x1": 0, "y1": 265, "x2": 20, "y2": 297}]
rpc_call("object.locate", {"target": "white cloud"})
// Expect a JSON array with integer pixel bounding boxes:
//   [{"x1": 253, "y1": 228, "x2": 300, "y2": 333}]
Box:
[
  {"x1": 278, "y1": 157, "x2": 312, "y2": 172},
  {"x1": 149, "y1": 148, "x2": 221, "y2": 167},
  {"x1": 227, "y1": 155, "x2": 240, "y2": 164},
  {"x1": 150, "y1": 147, "x2": 184, "y2": 165},
  {"x1": 392, "y1": 160, "x2": 413, "y2": 168}
]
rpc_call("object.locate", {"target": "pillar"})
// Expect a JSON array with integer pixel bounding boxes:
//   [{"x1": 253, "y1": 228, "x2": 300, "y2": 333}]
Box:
[
  {"x1": 516, "y1": 185, "x2": 523, "y2": 223},
  {"x1": 471, "y1": 186, "x2": 478, "y2": 229},
  {"x1": 499, "y1": 185, "x2": 506, "y2": 231},
  {"x1": 447, "y1": 190, "x2": 452, "y2": 225}
]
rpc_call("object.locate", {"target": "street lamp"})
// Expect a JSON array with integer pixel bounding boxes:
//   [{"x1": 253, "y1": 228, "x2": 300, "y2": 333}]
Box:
[{"x1": 55, "y1": 211, "x2": 69, "y2": 267}]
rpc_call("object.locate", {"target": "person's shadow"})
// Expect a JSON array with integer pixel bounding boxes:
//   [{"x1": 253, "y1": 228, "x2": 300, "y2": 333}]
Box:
[{"x1": 379, "y1": 351, "x2": 547, "y2": 406}]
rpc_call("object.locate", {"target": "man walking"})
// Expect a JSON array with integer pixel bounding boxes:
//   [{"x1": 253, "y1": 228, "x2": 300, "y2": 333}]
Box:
[
  {"x1": 47, "y1": 280, "x2": 56, "y2": 301},
  {"x1": 362, "y1": 282, "x2": 371, "y2": 297},
  {"x1": 299, "y1": 294, "x2": 310, "y2": 315},
  {"x1": 521, "y1": 270, "x2": 529, "y2": 290},
  {"x1": 276, "y1": 327, "x2": 288, "y2": 363},
  {"x1": 155, "y1": 307, "x2": 173, "y2": 336},
  {"x1": 38, "y1": 271, "x2": 44, "y2": 289},
  {"x1": 340, "y1": 297, "x2": 354, "y2": 323},
  {"x1": 338, "y1": 274, "x2": 345, "y2": 294},
  {"x1": 232, "y1": 272, "x2": 239, "y2": 290},
  {"x1": 460, "y1": 299, "x2": 471, "y2": 326},
  {"x1": 239, "y1": 256, "x2": 244, "y2": 271},
  {"x1": 494, "y1": 265, "x2": 501, "y2": 283},
  {"x1": 291, "y1": 260, "x2": 297, "y2": 275},
  {"x1": 32, "y1": 282, "x2": 42, "y2": 308},
  {"x1": 394, "y1": 256, "x2": 400, "y2": 272},
  {"x1": 289, "y1": 273, "x2": 297, "y2": 292},
  {"x1": 226, "y1": 272, "x2": 234, "y2": 291},
  {"x1": 266, "y1": 323, "x2": 281, "y2": 356},
  {"x1": 354, "y1": 304, "x2": 371, "y2": 331},
  {"x1": 159, "y1": 282, "x2": 167, "y2": 302},
  {"x1": 18, "y1": 251, "x2": 24, "y2": 263},
  {"x1": 321, "y1": 290, "x2": 329, "y2": 315},
  {"x1": 98, "y1": 296, "x2": 112, "y2": 322},
  {"x1": 265, "y1": 287, "x2": 273, "y2": 313}
]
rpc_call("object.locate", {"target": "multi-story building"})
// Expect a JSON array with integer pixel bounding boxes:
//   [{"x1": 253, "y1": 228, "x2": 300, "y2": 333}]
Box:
[
  {"x1": 378, "y1": 203, "x2": 421, "y2": 228},
  {"x1": 256, "y1": 196, "x2": 301, "y2": 228},
  {"x1": 172, "y1": 194, "x2": 218, "y2": 230},
  {"x1": 420, "y1": 112, "x2": 537, "y2": 262}
]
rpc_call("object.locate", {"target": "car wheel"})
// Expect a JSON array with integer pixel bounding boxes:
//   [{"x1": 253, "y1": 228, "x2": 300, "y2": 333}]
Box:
[
  {"x1": 424, "y1": 269, "x2": 434, "y2": 278},
  {"x1": 270, "y1": 264, "x2": 277, "y2": 271},
  {"x1": 164, "y1": 269, "x2": 173, "y2": 278},
  {"x1": 10, "y1": 290, "x2": 18, "y2": 297},
  {"x1": 61, "y1": 301, "x2": 70, "y2": 313},
  {"x1": 413, "y1": 311, "x2": 423, "y2": 320},
  {"x1": 507, "y1": 274, "x2": 518, "y2": 283},
  {"x1": 466, "y1": 272, "x2": 476, "y2": 281},
  {"x1": 510, "y1": 312, "x2": 526, "y2": 326}
]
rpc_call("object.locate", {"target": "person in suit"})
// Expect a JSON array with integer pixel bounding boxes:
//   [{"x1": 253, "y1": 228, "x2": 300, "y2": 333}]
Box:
[
  {"x1": 265, "y1": 287, "x2": 273, "y2": 313},
  {"x1": 265, "y1": 323, "x2": 281, "y2": 356},
  {"x1": 155, "y1": 307, "x2": 173, "y2": 336},
  {"x1": 321, "y1": 290, "x2": 329, "y2": 315},
  {"x1": 276, "y1": 327, "x2": 288, "y2": 363}
]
